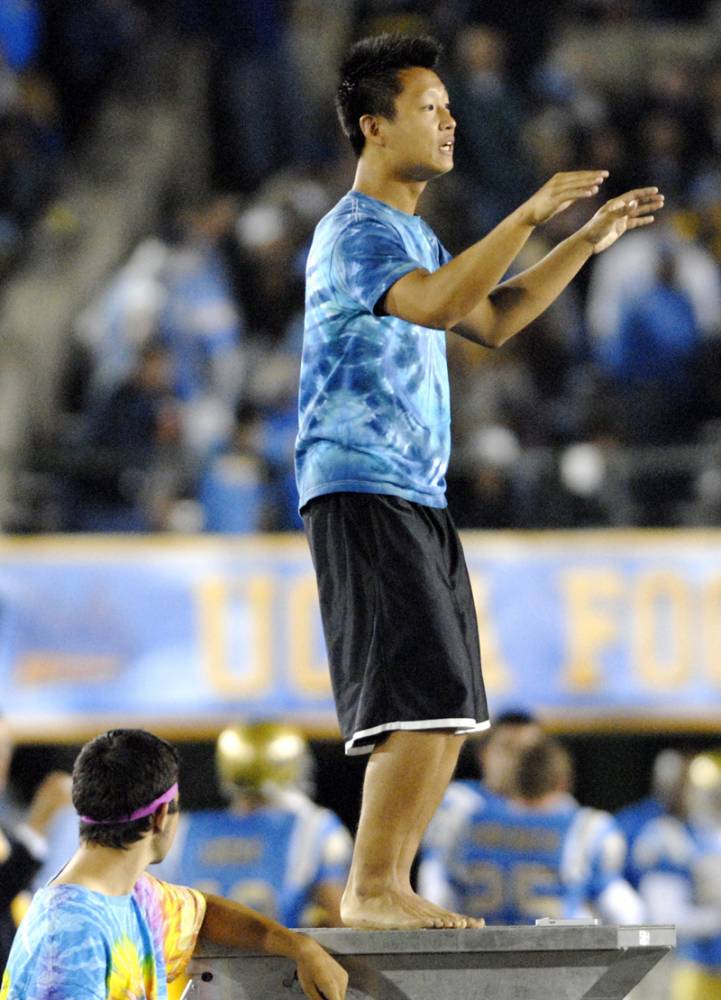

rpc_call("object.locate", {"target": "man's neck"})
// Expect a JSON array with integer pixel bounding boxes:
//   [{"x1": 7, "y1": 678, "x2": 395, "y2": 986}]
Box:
[
  {"x1": 230, "y1": 792, "x2": 264, "y2": 814},
  {"x1": 512, "y1": 791, "x2": 565, "y2": 812},
  {"x1": 352, "y1": 159, "x2": 426, "y2": 216},
  {"x1": 52, "y1": 842, "x2": 151, "y2": 896}
]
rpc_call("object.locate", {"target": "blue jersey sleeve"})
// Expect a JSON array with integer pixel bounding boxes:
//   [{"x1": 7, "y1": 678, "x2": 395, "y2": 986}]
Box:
[
  {"x1": 632, "y1": 816, "x2": 696, "y2": 880},
  {"x1": 330, "y1": 219, "x2": 423, "y2": 316},
  {"x1": 316, "y1": 813, "x2": 352, "y2": 885},
  {"x1": 585, "y1": 815, "x2": 629, "y2": 901}
]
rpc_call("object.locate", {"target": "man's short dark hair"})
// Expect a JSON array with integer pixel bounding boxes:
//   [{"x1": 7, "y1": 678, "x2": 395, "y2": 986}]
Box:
[
  {"x1": 73, "y1": 729, "x2": 179, "y2": 850},
  {"x1": 336, "y1": 33, "x2": 442, "y2": 156},
  {"x1": 516, "y1": 735, "x2": 572, "y2": 801}
]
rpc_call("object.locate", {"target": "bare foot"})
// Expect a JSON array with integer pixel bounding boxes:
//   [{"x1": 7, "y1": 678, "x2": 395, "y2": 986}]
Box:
[
  {"x1": 341, "y1": 887, "x2": 448, "y2": 929},
  {"x1": 341, "y1": 886, "x2": 485, "y2": 930},
  {"x1": 403, "y1": 890, "x2": 486, "y2": 930}
]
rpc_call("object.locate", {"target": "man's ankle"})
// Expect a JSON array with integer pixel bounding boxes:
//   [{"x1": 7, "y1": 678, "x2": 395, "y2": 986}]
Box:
[{"x1": 343, "y1": 875, "x2": 397, "y2": 900}]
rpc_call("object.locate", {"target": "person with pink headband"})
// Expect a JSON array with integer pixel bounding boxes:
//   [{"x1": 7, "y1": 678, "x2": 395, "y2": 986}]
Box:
[
  {"x1": 79, "y1": 781, "x2": 181, "y2": 825},
  {"x1": 0, "y1": 729, "x2": 348, "y2": 1000}
]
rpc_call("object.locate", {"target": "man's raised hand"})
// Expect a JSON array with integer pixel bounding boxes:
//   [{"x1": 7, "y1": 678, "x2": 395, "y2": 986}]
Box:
[
  {"x1": 519, "y1": 171, "x2": 610, "y2": 226},
  {"x1": 581, "y1": 187, "x2": 665, "y2": 254}
]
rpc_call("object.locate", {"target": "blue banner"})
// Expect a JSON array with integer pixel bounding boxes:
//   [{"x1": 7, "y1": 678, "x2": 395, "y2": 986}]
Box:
[{"x1": 2, "y1": 532, "x2": 721, "y2": 739}]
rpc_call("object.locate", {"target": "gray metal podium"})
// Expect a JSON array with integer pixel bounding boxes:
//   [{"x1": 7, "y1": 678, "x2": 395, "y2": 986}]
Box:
[{"x1": 186, "y1": 924, "x2": 675, "y2": 1000}]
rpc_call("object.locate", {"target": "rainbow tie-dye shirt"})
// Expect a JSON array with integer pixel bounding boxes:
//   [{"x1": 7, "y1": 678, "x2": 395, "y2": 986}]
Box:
[{"x1": 0, "y1": 874, "x2": 205, "y2": 999}]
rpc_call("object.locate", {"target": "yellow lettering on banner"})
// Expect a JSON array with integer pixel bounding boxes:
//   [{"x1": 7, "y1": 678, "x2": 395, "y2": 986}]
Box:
[
  {"x1": 471, "y1": 575, "x2": 511, "y2": 694},
  {"x1": 288, "y1": 575, "x2": 332, "y2": 695},
  {"x1": 198, "y1": 576, "x2": 273, "y2": 696},
  {"x1": 633, "y1": 572, "x2": 691, "y2": 690},
  {"x1": 703, "y1": 576, "x2": 721, "y2": 685},
  {"x1": 560, "y1": 570, "x2": 624, "y2": 690},
  {"x1": 15, "y1": 655, "x2": 118, "y2": 685}
]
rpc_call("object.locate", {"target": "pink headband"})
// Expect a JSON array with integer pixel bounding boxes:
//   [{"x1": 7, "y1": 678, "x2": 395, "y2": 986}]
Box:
[{"x1": 80, "y1": 782, "x2": 179, "y2": 825}]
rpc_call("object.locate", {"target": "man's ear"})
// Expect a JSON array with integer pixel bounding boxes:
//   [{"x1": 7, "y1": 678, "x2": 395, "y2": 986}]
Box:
[
  {"x1": 359, "y1": 114, "x2": 385, "y2": 147},
  {"x1": 151, "y1": 802, "x2": 169, "y2": 833}
]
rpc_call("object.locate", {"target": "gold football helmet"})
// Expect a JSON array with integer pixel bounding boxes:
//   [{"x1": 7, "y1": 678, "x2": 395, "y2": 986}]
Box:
[
  {"x1": 216, "y1": 722, "x2": 309, "y2": 794},
  {"x1": 684, "y1": 750, "x2": 721, "y2": 829}
]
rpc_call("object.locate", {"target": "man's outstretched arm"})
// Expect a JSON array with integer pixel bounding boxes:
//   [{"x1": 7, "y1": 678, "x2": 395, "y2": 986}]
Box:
[
  {"x1": 383, "y1": 170, "x2": 608, "y2": 330},
  {"x1": 453, "y1": 187, "x2": 664, "y2": 348},
  {"x1": 200, "y1": 894, "x2": 348, "y2": 1000},
  {"x1": 382, "y1": 171, "x2": 609, "y2": 330}
]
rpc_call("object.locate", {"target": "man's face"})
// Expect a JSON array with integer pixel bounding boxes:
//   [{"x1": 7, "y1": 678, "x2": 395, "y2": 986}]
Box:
[{"x1": 375, "y1": 67, "x2": 456, "y2": 182}]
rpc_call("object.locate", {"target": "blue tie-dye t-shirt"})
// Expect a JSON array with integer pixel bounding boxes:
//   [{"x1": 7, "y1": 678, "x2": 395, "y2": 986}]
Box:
[{"x1": 295, "y1": 190, "x2": 453, "y2": 510}]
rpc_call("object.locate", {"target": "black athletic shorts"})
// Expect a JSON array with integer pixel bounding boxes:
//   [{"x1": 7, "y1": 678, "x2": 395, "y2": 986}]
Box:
[{"x1": 302, "y1": 492, "x2": 490, "y2": 755}]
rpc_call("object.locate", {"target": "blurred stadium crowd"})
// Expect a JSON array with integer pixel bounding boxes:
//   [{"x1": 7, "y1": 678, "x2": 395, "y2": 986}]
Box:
[
  {"x1": 5, "y1": 1, "x2": 721, "y2": 532},
  {"x1": 0, "y1": 0, "x2": 153, "y2": 277}
]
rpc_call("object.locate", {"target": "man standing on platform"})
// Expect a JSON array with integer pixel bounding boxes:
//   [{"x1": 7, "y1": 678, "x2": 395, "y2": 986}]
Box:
[{"x1": 295, "y1": 32, "x2": 664, "y2": 930}]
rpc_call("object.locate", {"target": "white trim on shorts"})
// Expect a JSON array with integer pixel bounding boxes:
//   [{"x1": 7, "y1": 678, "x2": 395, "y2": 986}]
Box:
[{"x1": 345, "y1": 717, "x2": 491, "y2": 756}]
